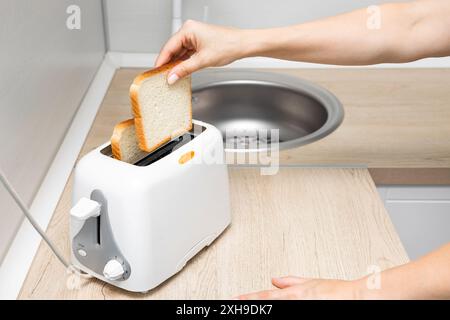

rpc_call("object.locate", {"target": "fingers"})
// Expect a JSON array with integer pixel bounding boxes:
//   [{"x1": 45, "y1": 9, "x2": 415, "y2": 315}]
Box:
[
  {"x1": 272, "y1": 276, "x2": 311, "y2": 289},
  {"x1": 171, "y1": 47, "x2": 188, "y2": 62},
  {"x1": 235, "y1": 289, "x2": 286, "y2": 300},
  {"x1": 154, "y1": 32, "x2": 185, "y2": 67},
  {"x1": 167, "y1": 53, "x2": 204, "y2": 85},
  {"x1": 234, "y1": 276, "x2": 313, "y2": 300}
]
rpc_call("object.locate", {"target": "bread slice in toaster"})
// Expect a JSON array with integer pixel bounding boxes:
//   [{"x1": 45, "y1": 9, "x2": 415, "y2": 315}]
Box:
[
  {"x1": 111, "y1": 119, "x2": 148, "y2": 164},
  {"x1": 130, "y1": 61, "x2": 192, "y2": 153}
]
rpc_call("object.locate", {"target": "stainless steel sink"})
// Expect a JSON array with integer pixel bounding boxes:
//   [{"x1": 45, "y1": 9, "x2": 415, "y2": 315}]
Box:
[{"x1": 192, "y1": 69, "x2": 344, "y2": 152}]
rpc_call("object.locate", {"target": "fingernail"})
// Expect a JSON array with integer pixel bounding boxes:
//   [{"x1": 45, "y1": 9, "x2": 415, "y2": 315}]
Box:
[{"x1": 167, "y1": 73, "x2": 179, "y2": 85}]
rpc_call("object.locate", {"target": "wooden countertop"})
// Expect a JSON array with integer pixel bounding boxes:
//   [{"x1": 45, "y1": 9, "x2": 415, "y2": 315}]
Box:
[
  {"x1": 276, "y1": 69, "x2": 450, "y2": 169},
  {"x1": 19, "y1": 168, "x2": 408, "y2": 299}
]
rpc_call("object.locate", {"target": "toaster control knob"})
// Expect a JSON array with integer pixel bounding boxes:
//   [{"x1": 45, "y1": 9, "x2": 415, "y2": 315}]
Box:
[{"x1": 103, "y1": 259, "x2": 125, "y2": 281}]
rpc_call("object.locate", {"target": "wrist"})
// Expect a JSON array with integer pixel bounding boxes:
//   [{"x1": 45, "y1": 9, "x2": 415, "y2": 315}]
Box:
[
  {"x1": 354, "y1": 263, "x2": 430, "y2": 300},
  {"x1": 353, "y1": 277, "x2": 383, "y2": 300},
  {"x1": 238, "y1": 28, "x2": 276, "y2": 58}
]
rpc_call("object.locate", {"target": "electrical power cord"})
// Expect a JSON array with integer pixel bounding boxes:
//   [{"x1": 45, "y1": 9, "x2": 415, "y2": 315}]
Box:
[{"x1": 0, "y1": 167, "x2": 89, "y2": 276}]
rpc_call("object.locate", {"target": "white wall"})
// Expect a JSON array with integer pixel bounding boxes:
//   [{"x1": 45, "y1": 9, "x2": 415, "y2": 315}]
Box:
[
  {"x1": 104, "y1": 0, "x2": 172, "y2": 53},
  {"x1": 0, "y1": 0, "x2": 105, "y2": 263},
  {"x1": 183, "y1": 0, "x2": 406, "y2": 28},
  {"x1": 104, "y1": 0, "x2": 409, "y2": 53}
]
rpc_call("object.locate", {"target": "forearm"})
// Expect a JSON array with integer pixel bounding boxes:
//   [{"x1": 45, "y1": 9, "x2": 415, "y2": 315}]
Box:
[
  {"x1": 241, "y1": 0, "x2": 450, "y2": 65},
  {"x1": 361, "y1": 243, "x2": 450, "y2": 299}
]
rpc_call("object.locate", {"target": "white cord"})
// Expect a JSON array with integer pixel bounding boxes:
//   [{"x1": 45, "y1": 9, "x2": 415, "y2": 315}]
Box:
[{"x1": 0, "y1": 167, "x2": 89, "y2": 276}]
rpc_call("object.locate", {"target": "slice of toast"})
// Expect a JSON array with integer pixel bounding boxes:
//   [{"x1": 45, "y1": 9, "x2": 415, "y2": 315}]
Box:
[
  {"x1": 111, "y1": 119, "x2": 148, "y2": 164},
  {"x1": 130, "y1": 61, "x2": 192, "y2": 153}
]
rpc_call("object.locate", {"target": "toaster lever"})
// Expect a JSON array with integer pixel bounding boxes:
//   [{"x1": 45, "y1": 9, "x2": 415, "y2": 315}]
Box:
[{"x1": 70, "y1": 197, "x2": 101, "y2": 220}]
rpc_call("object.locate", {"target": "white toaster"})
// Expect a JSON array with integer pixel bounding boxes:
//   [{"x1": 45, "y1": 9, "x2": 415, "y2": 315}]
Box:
[{"x1": 70, "y1": 120, "x2": 231, "y2": 293}]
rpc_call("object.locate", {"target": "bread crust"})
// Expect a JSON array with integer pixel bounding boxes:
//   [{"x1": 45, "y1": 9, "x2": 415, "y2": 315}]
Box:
[
  {"x1": 111, "y1": 118, "x2": 135, "y2": 160},
  {"x1": 130, "y1": 61, "x2": 193, "y2": 153}
]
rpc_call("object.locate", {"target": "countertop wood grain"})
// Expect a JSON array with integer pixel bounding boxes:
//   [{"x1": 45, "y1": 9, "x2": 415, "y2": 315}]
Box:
[
  {"x1": 19, "y1": 168, "x2": 408, "y2": 299},
  {"x1": 276, "y1": 69, "x2": 450, "y2": 169}
]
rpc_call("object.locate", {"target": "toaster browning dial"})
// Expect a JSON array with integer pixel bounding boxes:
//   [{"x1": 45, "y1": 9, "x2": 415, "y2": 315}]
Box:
[{"x1": 103, "y1": 259, "x2": 125, "y2": 280}]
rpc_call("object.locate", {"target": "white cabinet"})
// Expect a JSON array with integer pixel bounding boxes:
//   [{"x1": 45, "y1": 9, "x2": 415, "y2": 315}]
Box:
[{"x1": 377, "y1": 186, "x2": 450, "y2": 260}]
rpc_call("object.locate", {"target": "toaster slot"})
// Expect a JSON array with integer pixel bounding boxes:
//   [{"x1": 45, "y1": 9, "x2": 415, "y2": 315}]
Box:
[
  {"x1": 100, "y1": 123, "x2": 205, "y2": 166},
  {"x1": 96, "y1": 215, "x2": 101, "y2": 245},
  {"x1": 134, "y1": 133, "x2": 194, "y2": 166}
]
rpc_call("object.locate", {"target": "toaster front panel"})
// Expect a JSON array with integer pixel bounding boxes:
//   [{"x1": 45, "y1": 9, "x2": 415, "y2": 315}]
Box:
[{"x1": 72, "y1": 189, "x2": 131, "y2": 280}]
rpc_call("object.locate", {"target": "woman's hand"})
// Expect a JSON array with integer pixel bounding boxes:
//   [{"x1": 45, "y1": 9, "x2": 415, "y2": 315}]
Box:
[
  {"x1": 155, "y1": 20, "x2": 250, "y2": 84},
  {"x1": 236, "y1": 276, "x2": 365, "y2": 300},
  {"x1": 236, "y1": 243, "x2": 450, "y2": 300}
]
